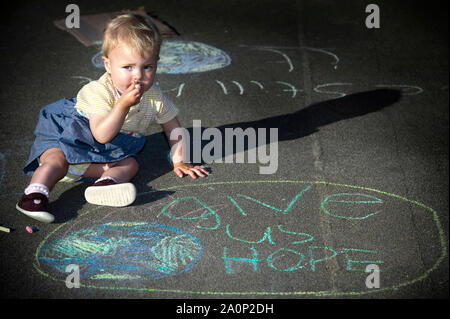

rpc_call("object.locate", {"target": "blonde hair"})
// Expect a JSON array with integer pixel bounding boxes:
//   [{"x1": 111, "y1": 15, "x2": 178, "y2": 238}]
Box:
[{"x1": 102, "y1": 13, "x2": 161, "y2": 58}]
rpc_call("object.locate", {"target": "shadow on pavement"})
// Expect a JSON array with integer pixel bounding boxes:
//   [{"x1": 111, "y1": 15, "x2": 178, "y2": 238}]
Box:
[{"x1": 181, "y1": 88, "x2": 402, "y2": 163}]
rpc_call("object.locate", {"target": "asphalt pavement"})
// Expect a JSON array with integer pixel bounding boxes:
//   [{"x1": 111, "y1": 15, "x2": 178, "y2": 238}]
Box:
[{"x1": 0, "y1": 0, "x2": 448, "y2": 302}]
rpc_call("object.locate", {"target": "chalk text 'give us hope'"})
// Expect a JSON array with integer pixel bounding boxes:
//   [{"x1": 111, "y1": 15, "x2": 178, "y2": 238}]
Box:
[{"x1": 161, "y1": 184, "x2": 385, "y2": 274}]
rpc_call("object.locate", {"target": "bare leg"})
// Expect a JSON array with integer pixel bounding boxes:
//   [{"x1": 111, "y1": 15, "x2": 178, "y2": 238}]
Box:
[
  {"x1": 82, "y1": 157, "x2": 139, "y2": 182},
  {"x1": 17, "y1": 147, "x2": 68, "y2": 223},
  {"x1": 83, "y1": 157, "x2": 139, "y2": 207},
  {"x1": 30, "y1": 147, "x2": 69, "y2": 190}
]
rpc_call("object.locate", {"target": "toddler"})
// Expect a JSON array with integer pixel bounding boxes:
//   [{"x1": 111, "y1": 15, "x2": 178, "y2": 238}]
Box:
[{"x1": 16, "y1": 14, "x2": 208, "y2": 223}]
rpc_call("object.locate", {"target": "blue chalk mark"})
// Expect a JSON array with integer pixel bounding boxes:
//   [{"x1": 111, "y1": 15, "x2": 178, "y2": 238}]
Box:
[
  {"x1": 341, "y1": 248, "x2": 384, "y2": 272},
  {"x1": 226, "y1": 225, "x2": 275, "y2": 245},
  {"x1": 162, "y1": 196, "x2": 220, "y2": 230},
  {"x1": 309, "y1": 246, "x2": 338, "y2": 271},
  {"x1": 277, "y1": 225, "x2": 314, "y2": 244},
  {"x1": 227, "y1": 196, "x2": 247, "y2": 216},
  {"x1": 38, "y1": 222, "x2": 202, "y2": 281},
  {"x1": 158, "y1": 40, "x2": 231, "y2": 74},
  {"x1": 196, "y1": 211, "x2": 221, "y2": 230},
  {"x1": 236, "y1": 185, "x2": 312, "y2": 215},
  {"x1": 267, "y1": 248, "x2": 306, "y2": 272},
  {"x1": 223, "y1": 247, "x2": 259, "y2": 274}
]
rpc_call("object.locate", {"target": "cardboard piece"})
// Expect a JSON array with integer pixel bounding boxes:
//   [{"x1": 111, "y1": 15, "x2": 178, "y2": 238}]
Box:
[{"x1": 54, "y1": 6, "x2": 179, "y2": 47}]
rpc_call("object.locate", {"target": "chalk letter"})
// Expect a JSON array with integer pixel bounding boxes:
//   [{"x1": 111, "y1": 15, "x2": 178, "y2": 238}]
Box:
[
  {"x1": 162, "y1": 196, "x2": 220, "y2": 230},
  {"x1": 226, "y1": 225, "x2": 275, "y2": 245},
  {"x1": 237, "y1": 185, "x2": 311, "y2": 215},
  {"x1": 65, "y1": 264, "x2": 80, "y2": 288},
  {"x1": 309, "y1": 246, "x2": 337, "y2": 271},
  {"x1": 313, "y1": 83, "x2": 353, "y2": 98},
  {"x1": 278, "y1": 225, "x2": 314, "y2": 244},
  {"x1": 65, "y1": 4, "x2": 80, "y2": 29},
  {"x1": 341, "y1": 248, "x2": 384, "y2": 272},
  {"x1": 365, "y1": 4, "x2": 380, "y2": 29},
  {"x1": 223, "y1": 247, "x2": 259, "y2": 274},
  {"x1": 365, "y1": 264, "x2": 380, "y2": 288},
  {"x1": 267, "y1": 248, "x2": 306, "y2": 272},
  {"x1": 321, "y1": 193, "x2": 383, "y2": 220}
]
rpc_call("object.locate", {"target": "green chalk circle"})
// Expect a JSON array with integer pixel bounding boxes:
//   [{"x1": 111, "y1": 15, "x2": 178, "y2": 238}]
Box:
[{"x1": 34, "y1": 180, "x2": 447, "y2": 297}]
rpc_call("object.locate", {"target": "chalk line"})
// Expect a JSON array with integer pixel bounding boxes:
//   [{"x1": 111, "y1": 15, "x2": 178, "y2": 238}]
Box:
[
  {"x1": 162, "y1": 83, "x2": 186, "y2": 97},
  {"x1": 71, "y1": 76, "x2": 94, "y2": 86},
  {"x1": 255, "y1": 48, "x2": 294, "y2": 73},
  {"x1": 375, "y1": 84, "x2": 423, "y2": 95},
  {"x1": 304, "y1": 47, "x2": 340, "y2": 69},
  {"x1": 176, "y1": 83, "x2": 185, "y2": 97},
  {"x1": 231, "y1": 81, "x2": 244, "y2": 95},
  {"x1": 240, "y1": 44, "x2": 339, "y2": 70},
  {"x1": 275, "y1": 81, "x2": 302, "y2": 98},
  {"x1": 313, "y1": 82, "x2": 353, "y2": 98},
  {"x1": 215, "y1": 80, "x2": 228, "y2": 95},
  {"x1": 250, "y1": 81, "x2": 264, "y2": 90}
]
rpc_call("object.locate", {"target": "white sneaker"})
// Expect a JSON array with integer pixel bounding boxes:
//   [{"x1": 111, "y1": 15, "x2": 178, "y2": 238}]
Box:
[{"x1": 84, "y1": 180, "x2": 136, "y2": 207}]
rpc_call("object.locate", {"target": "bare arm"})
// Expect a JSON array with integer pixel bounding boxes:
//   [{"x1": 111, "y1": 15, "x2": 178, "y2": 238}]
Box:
[
  {"x1": 161, "y1": 117, "x2": 209, "y2": 179},
  {"x1": 89, "y1": 82, "x2": 143, "y2": 144}
]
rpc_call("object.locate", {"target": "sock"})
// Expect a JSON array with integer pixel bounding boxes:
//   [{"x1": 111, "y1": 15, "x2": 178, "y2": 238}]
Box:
[
  {"x1": 95, "y1": 176, "x2": 119, "y2": 184},
  {"x1": 24, "y1": 183, "x2": 49, "y2": 198}
]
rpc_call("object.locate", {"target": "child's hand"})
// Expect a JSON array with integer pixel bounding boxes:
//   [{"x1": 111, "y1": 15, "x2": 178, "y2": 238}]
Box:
[
  {"x1": 173, "y1": 162, "x2": 210, "y2": 179},
  {"x1": 118, "y1": 80, "x2": 143, "y2": 108}
]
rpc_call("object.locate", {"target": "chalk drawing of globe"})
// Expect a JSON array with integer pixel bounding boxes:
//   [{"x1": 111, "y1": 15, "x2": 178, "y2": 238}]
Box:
[
  {"x1": 157, "y1": 40, "x2": 231, "y2": 74},
  {"x1": 91, "y1": 40, "x2": 231, "y2": 74},
  {"x1": 38, "y1": 222, "x2": 202, "y2": 281}
]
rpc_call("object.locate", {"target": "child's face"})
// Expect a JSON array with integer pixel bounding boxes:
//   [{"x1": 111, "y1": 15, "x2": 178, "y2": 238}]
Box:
[{"x1": 102, "y1": 45, "x2": 158, "y2": 95}]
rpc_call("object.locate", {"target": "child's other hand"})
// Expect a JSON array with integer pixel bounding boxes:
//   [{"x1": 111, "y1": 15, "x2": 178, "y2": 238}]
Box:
[
  {"x1": 118, "y1": 81, "x2": 143, "y2": 108},
  {"x1": 173, "y1": 162, "x2": 210, "y2": 179}
]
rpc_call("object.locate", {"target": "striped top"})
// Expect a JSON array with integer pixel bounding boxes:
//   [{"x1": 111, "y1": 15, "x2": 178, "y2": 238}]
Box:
[{"x1": 74, "y1": 73, "x2": 179, "y2": 134}]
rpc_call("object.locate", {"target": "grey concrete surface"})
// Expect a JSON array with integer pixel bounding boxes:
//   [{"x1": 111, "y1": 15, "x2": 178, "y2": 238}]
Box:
[{"x1": 0, "y1": 0, "x2": 448, "y2": 301}]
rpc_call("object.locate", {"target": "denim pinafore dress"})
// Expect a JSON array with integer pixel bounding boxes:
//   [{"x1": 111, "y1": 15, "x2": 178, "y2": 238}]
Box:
[{"x1": 23, "y1": 98, "x2": 146, "y2": 176}]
